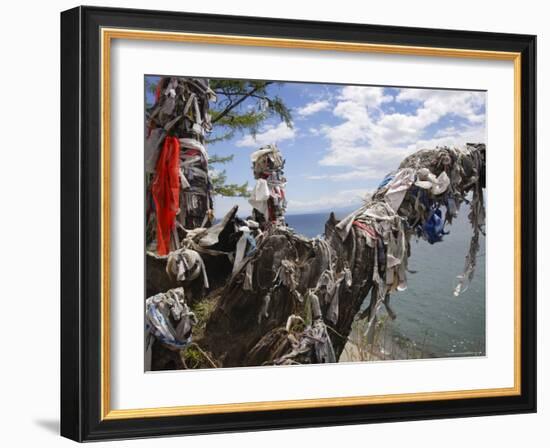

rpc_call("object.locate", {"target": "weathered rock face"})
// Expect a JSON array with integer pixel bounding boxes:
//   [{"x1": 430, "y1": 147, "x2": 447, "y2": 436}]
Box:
[
  {"x1": 324, "y1": 218, "x2": 375, "y2": 357},
  {"x1": 203, "y1": 231, "x2": 314, "y2": 366},
  {"x1": 146, "y1": 253, "x2": 181, "y2": 298},
  {"x1": 199, "y1": 218, "x2": 376, "y2": 367},
  {"x1": 146, "y1": 251, "x2": 234, "y2": 302}
]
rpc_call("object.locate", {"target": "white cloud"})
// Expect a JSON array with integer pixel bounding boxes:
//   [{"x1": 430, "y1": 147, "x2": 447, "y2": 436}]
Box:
[
  {"x1": 308, "y1": 127, "x2": 321, "y2": 136},
  {"x1": 317, "y1": 86, "x2": 486, "y2": 178},
  {"x1": 236, "y1": 122, "x2": 296, "y2": 148},
  {"x1": 306, "y1": 167, "x2": 384, "y2": 182},
  {"x1": 434, "y1": 126, "x2": 459, "y2": 138},
  {"x1": 339, "y1": 85, "x2": 394, "y2": 109},
  {"x1": 287, "y1": 189, "x2": 368, "y2": 214},
  {"x1": 395, "y1": 89, "x2": 486, "y2": 125},
  {"x1": 407, "y1": 123, "x2": 486, "y2": 152},
  {"x1": 296, "y1": 100, "x2": 330, "y2": 117}
]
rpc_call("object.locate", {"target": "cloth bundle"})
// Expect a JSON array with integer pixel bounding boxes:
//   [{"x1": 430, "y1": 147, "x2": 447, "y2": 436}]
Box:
[
  {"x1": 336, "y1": 144, "x2": 486, "y2": 326},
  {"x1": 178, "y1": 137, "x2": 213, "y2": 230},
  {"x1": 248, "y1": 144, "x2": 287, "y2": 228},
  {"x1": 146, "y1": 77, "x2": 216, "y2": 254},
  {"x1": 232, "y1": 222, "x2": 260, "y2": 275},
  {"x1": 166, "y1": 247, "x2": 210, "y2": 288},
  {"x1": 274, "y1": 313, "x2": 336, "y2": 365},
  {"x1": 145, "y1": 287, "x2": 197, "y2": 351},
  {"x1": 148, "y1": 77, "x2": 216, "y2": 137}
]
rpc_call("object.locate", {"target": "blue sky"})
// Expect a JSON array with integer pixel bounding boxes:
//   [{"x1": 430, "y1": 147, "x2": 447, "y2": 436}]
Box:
[{"x1": 146, "y1": 78, "x2": 486, "y2": 217}]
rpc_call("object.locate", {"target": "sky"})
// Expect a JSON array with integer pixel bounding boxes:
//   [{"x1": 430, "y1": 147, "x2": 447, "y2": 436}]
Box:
[{"x1": 146, "y1": 77, "x2": 486, "y2": 217}]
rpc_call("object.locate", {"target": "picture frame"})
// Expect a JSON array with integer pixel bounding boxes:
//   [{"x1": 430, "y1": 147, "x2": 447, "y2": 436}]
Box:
[{"x1": 60, "y1": 5, "x2": 537, "y2": 441}]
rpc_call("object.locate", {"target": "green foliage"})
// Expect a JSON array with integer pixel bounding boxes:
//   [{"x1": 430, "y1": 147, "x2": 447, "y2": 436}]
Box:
[
  {"x1": 190, "y1": 295, "x2": 219, "y2": 341},
  {"x1": 208, "y1": 154, "x2": 250, "y2": 197},
  {"x1": 208, "y1": 154, "x2": 235, "y2": 165},
  {"x1": 210, "y1": 169, "x2": 250, "y2": 198},
  {"x1": 208, "y1": 80, "x2": 293, "y2": 144},
  {"x1": 182, "y1": 346, "x2": 202, "y2": 364},
  {"x1": 192, "y1": 297, "x2": 218, "y2": 323}
]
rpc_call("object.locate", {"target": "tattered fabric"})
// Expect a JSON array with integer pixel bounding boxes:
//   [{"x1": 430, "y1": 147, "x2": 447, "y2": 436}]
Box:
[{"x1": 152, "y1": 136, "x2": 181, "y2": 255}]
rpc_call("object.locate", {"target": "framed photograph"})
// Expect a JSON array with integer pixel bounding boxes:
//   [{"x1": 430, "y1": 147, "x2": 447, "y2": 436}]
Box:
[{"x1": 60, "y1": 6, "x2": 536, "y2": 441}]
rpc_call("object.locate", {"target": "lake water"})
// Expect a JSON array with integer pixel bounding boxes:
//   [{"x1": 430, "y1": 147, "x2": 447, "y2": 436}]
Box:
[{"x1": 286, "y1": 208, "x2": 486, "y2": 358}]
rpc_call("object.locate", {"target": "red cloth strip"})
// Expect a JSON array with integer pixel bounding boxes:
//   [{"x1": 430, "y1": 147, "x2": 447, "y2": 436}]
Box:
[
  {"x1": 152, "y1": 136, "x2": 181, "y2": 255},
  {"x1": 353, "y1": 220, "x2": 378, "y2": 239}
]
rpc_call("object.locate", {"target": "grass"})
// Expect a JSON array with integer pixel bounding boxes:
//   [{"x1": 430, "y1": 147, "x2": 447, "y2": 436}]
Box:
[
  {"x1": 178, "y1": 289, "x2": 222, "y2": 369},
  {"x1": 190, "y1": 292, "x2": 220, "y2": 340}
]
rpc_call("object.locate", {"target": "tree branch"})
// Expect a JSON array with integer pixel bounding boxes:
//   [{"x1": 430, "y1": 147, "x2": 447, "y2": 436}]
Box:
[{"x1": 212, "y1": 82, "x2": 273, "y2": 124}]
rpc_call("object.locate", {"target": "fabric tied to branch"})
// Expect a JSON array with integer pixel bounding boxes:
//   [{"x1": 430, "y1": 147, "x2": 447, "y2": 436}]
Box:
[
  {"x1": 248, "y1": 178, "x2": 270, "y2": 217},
  {"x1": 383, "y1": 168, "x2": 416, "y2": 213},
  {"x1": 166, "y1": 248, "x2": 210, "y2": 289}
]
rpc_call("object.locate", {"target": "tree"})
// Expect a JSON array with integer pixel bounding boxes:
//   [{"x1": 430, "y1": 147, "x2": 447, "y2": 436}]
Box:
[
  {"x1": 208, "y1": 80, "x2": 292, "y2": 142},
  {"x1": 145, "y1": 77, "x2": 293, "y2": 198}
]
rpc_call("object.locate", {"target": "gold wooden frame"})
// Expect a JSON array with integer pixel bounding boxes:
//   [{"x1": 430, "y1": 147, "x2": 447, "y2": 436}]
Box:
[{"x1": 100, "y1": 28, "x2": 522, "y2": 421}]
